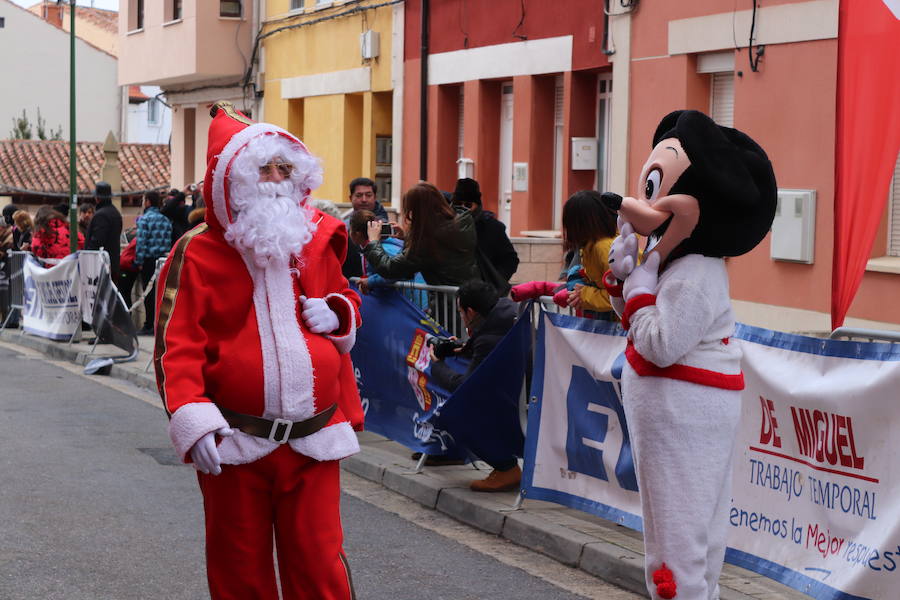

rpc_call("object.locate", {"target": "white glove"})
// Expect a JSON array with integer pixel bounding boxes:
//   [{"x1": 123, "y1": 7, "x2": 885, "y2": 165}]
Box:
[
  {"x1": 299, "y1": 296, "x2": 340, "y2": 334},
  {"x1": 623, "y1": 251, "x2": 661, "y2": 301},
  {"x1": 190, "y1": 427, "x2": 234, "y2": 475},
  {"x1": 608, "y1": 218, "x2": 639, "y2": 281}
]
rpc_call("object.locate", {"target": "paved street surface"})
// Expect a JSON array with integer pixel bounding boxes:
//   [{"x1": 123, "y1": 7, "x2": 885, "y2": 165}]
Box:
[{"x1": 0, "y1": 345, "x2": 639, "y2": 599}]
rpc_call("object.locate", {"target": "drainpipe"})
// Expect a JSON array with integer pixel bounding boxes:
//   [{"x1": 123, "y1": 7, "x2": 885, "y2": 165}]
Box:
[{"x1": 419, "y1": 0, "x2": 429, "y2": 181}]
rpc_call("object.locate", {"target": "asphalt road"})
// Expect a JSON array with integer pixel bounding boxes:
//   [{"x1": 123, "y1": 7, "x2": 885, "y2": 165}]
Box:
[{"x1": 0, "y1": 345, "x2": 638, "y2": 599}]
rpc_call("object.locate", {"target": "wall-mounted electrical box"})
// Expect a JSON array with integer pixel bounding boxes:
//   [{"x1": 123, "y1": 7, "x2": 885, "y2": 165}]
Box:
[
  {"x1": 571, "y1": 137, "x2": 598, "y2": 170},
  {"x1": 360, "y1": 30, "x2": 380, "y2": 60},
  {"x1": 770, "y1": 188, "x2": 816, "y2": 263},
  {"x1": 456, "y1": 157, "x2": 474, "y2": 179},
  {"x1": 513, "y1": 162, "x2": 529, "y2": 191}
]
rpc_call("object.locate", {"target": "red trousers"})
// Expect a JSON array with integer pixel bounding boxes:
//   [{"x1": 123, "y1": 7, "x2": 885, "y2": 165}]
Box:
[{"x1": 197, "y1": 446, "x2": 355, "y2": 600}]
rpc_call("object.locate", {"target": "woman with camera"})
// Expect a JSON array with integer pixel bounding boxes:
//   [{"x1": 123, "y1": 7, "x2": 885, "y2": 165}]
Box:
[{"x1": 361, "y1": 182, "x2": 479, "y2": 287}]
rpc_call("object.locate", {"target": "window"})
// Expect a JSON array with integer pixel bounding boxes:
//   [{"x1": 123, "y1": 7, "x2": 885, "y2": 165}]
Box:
[
  {"x1": 128, "y1": 0, "x2": 144, "y2": 31},
  {"x1": 375, "y1": 136, "x2": 392, "y2": 166},
  {"x1": 375, "y1": 137, "x2": 392, "y2": 207},
  {"x1": 697, "y1": 51, "x2": 735, "y2": 128},
  {"x1": 710, "y1": 72, "x2": 735, "y2": 127},
  {"x1": 165, "y1": 0, "x2": 182, "y2": 22},
  {"x1": 595, "y1": 73, "x2": 612, "y2": 193},
  {"x1": 0, "y1": 17, "x2": 5, "y2": 28},
  {"x1": 889, "y1": 152, "x2": 900, "y2": 257},
  {"x1": 220, "y1": 1, "x2": 242, "y2": 18},
  {"x1": 147, "y1": 98, "x2": 160, "y2": 126},
  {"x1": 290, "y1": 0, "x2": 304, "y2": 9}
]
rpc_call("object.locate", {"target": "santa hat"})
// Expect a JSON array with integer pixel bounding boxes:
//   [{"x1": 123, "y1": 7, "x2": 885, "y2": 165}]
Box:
[
  {"x1": 206, "y1": 101, "x2": 255, "y2": 165},
  {"x1": 203, "y1": 101, "x2": 316, "y2": 235}
]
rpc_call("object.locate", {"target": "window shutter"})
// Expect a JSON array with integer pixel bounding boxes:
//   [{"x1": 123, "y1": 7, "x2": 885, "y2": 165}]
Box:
[
  {"x1": 554, "y1": 82, "x2": 564, "y2": 127},
  {"x1": 710, "y1": 72, "x2": 734, "y2": 128},
  {"x1": 890, "y1": 152, "x2": 900, "y2": 257}
]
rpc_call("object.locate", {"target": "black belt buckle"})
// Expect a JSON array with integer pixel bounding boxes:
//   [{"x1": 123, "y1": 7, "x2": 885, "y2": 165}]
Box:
[{"x1": 268, "y1": 418, "x2": 293, "y2": 444}]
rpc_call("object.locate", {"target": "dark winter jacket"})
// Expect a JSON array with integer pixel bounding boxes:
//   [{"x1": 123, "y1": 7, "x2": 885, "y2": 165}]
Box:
[
  {"x1": 12, "y1": 227, "x2": 32, "y2": 251},
  {"x1": 474, "y1": 209, "x2": 519, "y2": 281},
  {"x1": 430, "y1": 297, "x2": 517, "y2": 392},
  {"x1": 342, "y1": 200, "x2": 390, "y2": 278},
  {"x1": 86, "y1": 198, "x2": 123, "y2": 276},
  {"x1": 362, "y1": 208, "x2": 479, "y2": 286},
  {"x1": 161, "y1": 197, "x2": 191, "y2": 245}
]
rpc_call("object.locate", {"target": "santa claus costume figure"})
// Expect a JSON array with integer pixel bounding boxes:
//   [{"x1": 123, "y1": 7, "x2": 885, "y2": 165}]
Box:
[{"x1": 154, "y1": 101, "x2": 363, "y2": 600}]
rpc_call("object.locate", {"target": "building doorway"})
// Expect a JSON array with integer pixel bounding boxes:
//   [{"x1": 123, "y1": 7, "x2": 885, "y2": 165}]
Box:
[{"x1": 498, "y1": 83, "x2": 514, "y2": 229}]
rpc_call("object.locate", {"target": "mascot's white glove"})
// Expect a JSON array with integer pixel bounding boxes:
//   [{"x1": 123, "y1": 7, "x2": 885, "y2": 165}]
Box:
[
  {"x1": 300, "y1": 296, "x2": 340, "y2": 334},
  {"x1": 608, "y1": 218, "x2": 639, "y2": 281},
  {"x1": 190, "y1": 427, "x2": 234, "y2": 476},
  {"x1": 623, "y1": 251, "x2": 661, "y2": 301}
]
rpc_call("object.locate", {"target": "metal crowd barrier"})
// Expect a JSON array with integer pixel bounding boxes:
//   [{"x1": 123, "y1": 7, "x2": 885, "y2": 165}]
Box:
[
  {"x1": 536, "y1": 295, "x2": 575, "y2": 316},
  {"x1": 0, "y1": 251, "x2": 28, "y2": 334},
  {"x1": 351, "y1": 277, "x2": 466, "y2": 339},
  {"x1": 131, "y1": 255, "x2": 168, "y2": 314},
  {"x1": 140, "y1": 255, "x2": 169, "y2": 372},
  {"x1": 829, "y1": 327, "x2": 900, "y2": 343}
]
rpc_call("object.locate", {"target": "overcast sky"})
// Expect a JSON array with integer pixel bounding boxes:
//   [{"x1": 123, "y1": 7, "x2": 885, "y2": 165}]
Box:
[{"x1": 11, "y1": 0, "x2": 120, "y2": 10}]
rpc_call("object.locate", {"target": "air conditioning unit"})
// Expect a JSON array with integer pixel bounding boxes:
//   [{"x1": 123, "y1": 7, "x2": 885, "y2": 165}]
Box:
[
  {"x1": 770, "y1": 189, "x2": 816, "y2": 263},
  {"x1": 361, "y1": 30, "x2": 380, "y2": 60}
]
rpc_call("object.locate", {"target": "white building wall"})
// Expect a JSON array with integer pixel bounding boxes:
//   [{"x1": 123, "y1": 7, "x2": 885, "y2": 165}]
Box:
[
  {"x1": 125, "y1": 86, "x2": 172, "y2": 144},
  {"x1": 0, "y1": 0, "x2": 119, "y2": 142}
]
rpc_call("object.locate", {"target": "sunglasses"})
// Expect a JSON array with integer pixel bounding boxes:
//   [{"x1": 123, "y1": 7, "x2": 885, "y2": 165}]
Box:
[{"x1": 259, "y1": 162, "x2": 294, "y2": 177}]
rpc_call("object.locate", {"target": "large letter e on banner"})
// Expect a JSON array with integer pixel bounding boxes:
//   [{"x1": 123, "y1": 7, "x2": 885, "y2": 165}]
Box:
[{"x1": 565, "y1": 366, "x2": 638, "y2": 491}]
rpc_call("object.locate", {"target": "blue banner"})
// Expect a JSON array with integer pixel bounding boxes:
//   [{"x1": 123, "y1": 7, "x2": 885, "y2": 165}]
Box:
[
  {"x1": 352, "y1": 287, "x2": 526, "y2": 463},
  {"x1": 437, "y1": 308, "x2": 530, "y2": 464}
]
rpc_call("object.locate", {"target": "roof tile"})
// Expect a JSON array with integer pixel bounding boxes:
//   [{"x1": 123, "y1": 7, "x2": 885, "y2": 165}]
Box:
[{"x1": 0, "y1": 140, "x2": 170, "y2": 195}]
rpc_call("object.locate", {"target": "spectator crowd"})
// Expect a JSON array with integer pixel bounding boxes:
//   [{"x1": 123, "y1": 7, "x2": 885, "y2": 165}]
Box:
[{"x1": 0, "y1": 181, "x2": 206, "y2": 334}]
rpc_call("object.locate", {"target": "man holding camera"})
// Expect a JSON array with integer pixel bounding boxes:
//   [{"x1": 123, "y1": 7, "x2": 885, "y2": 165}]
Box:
[{"x1": 429, "y1": 279, "x2": 521, "y2": 492}]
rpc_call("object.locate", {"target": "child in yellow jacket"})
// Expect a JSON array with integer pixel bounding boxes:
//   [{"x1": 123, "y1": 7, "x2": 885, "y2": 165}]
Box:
[{"x1": 563, "y1": 191, "x2": 618, "y2": 320}]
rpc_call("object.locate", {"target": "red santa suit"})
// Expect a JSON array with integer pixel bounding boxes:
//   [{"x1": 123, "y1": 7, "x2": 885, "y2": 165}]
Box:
[{"x1": 154, "y1": 102, "x2": 363, "y2": 600}]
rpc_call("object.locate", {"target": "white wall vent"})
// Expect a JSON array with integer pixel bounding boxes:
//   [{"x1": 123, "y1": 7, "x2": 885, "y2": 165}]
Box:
[{"x1": 771, "y1": 189, "x2": 816, "y2": 263}]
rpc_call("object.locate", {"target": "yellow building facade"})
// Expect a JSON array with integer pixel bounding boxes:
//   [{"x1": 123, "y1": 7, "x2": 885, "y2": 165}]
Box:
[{"x1": 261, "y1": 1, "x2": 401, "y2": 206}]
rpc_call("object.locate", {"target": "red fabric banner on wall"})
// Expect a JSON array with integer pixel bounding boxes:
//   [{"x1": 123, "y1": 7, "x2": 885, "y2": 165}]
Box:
[{"x1": 832, "y1": 0, "x2": 900, "y2": 329}]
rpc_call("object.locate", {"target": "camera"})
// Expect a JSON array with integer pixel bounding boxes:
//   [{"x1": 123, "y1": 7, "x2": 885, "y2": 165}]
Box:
[
  {"x1": 427, "y1": 336, "x2": 463, "y2": 360},
  {"x1": 380, "y1": 223, "x2": 396, "y2": 238}
]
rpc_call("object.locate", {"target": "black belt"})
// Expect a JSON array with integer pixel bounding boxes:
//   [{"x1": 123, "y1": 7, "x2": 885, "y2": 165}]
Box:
[{"x1": 217, "y1": 404, "x2": 337, "y2": 444}]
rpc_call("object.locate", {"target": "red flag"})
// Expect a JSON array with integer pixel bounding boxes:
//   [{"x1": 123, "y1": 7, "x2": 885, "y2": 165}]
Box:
[{"x1": 832, "y1": 0, "x2": 900, "y2": 329}]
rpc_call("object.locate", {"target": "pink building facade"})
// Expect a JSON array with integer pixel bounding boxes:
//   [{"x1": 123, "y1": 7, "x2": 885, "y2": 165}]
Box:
[{"x1": 403, "y1": 0, "x2": 900, "y2": 332}]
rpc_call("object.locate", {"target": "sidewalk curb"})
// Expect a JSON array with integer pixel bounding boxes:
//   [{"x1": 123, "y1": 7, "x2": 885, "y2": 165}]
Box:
[{"x1": 2, "y1": 332, "x2": 798, "y2": 600}]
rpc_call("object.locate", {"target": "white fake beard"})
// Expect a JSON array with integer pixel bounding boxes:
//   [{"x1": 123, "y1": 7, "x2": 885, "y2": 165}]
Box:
[{"x1": 225, "y1": 180, "x2": 316, "y2": 268}]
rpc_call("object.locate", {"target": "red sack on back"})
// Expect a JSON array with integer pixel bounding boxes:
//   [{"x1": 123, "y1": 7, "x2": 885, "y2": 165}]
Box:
[{"x1": 120, "y1": 237, "x2": 138, "y2": 272}]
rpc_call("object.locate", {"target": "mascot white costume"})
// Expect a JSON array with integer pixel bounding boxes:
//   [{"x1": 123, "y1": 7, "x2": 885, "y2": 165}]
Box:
[{"x1": 601, "y1": 110, "x2": 777, "y2": 600}]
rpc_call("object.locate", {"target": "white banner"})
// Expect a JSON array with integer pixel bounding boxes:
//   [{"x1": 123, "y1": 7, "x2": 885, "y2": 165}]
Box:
[
  {"x1": 523, "y1": 311, "x2": 900, "y2": 600},
  {"x1": 22, "y1": 254, "x2": 82, "y2": 340},
  {"x1": 76, "y1": 250, "x2": 110, "y2": 324}
]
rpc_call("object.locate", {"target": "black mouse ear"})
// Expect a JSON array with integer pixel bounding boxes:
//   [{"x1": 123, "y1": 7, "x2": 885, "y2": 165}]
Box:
[{"x1": 653, "y1": 111, "x2": 686, "y2": 147}]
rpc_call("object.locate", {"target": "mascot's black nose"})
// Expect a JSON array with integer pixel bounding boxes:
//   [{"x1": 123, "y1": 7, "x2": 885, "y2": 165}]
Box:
[{"x1": 600, "y1": 192, "x2": 623, "y2": 211}]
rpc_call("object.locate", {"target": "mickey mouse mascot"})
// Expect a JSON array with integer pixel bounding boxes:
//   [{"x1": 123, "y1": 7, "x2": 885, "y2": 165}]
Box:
[{"x1": 601, "y1": 110, "x2": 777, "y2": 600}]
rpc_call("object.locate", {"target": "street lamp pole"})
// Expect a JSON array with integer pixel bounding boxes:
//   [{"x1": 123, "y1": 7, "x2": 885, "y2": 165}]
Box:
[{"x1": 67, "y1": 0, "x2": 78, "y2": 254}]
